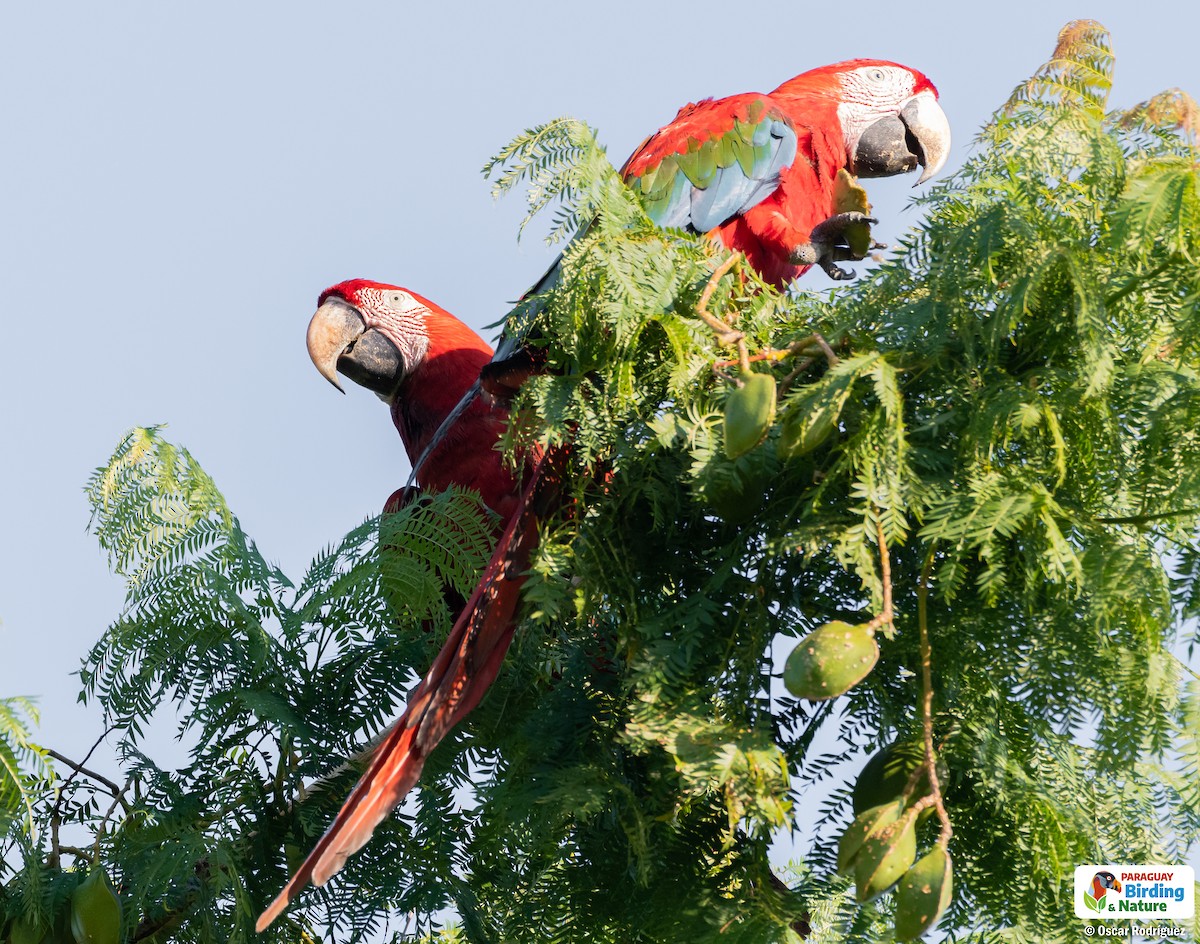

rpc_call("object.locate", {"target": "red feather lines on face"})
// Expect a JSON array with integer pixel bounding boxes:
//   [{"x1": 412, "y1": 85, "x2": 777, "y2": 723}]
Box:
[
  {"x1": 315, "y1": 279, "x2": 518, "y2": 516},
  {"x1": 774, "y1": 59, "x2": 937, "y2": 99}
]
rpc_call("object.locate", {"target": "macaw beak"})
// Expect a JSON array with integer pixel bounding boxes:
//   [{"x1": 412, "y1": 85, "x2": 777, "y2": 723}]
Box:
[
  {"x1": 306, "y1": 296, "x2": 405, "y2": 397},
  {"x1": 853, "y1": 89, "x2": 951, "y2": 186}
]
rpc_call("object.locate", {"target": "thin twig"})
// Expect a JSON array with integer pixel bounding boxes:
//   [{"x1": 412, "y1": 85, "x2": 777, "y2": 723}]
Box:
[
  {"x1": 713, "y1": 333, "x2": 840, "y2": 371},
  {"x1": 1095, "y1": 507, "x2": 1200, "y2": 525},
  {"x1": 865, "y1": 514, "x2": 894, "y2": 633},
  {"x1": 779, "y1": 357, "x2": 817, "y2": 396},
  {"x1": 918, "y1": 549, "x2": 952, "y2": 846},
  {"x1": 695, "y1": 253, "x2": 745, "y2": 347},
  {"x1": 46, "y1": 728, "x2": 117, "y2": 866},
  {"x1": 45, "y1": 748, "x2": 125, "y2": 798},
  {"x1": 92, "y1": 782, "x2": 133, "y2": 859}
]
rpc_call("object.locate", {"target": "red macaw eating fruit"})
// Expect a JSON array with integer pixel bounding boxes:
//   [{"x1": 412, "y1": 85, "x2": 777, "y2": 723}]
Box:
[
  {"x1": 257, "y1": 281, "x2": 554, "y2": 931},
  {"x1": 261, "y1": 59, "x2": 951, "y2": 929},
  {"x1": 623, "y1": 58, "x2": 950, "y2": 287},
  {"x1": 468, "y1": 59, "x2": 950, "y2": 442}
]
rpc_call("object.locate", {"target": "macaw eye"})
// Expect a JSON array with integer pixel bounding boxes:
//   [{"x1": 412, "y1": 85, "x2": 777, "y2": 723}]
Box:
[
  {"x1": 870, "y1": 68, "x2": 886, "y2": 82},
  {"x1": 391, "y1": 293, "x2": 406, "y2": 305}
]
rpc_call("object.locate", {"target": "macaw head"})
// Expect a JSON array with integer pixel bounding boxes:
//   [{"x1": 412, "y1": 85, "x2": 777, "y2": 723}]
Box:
[
  {"x1": 776, "y1": 59, "x2": 951, "y2": 185},
  {"x1": 306, "y1": 279, "x2": 491, "y2": 400}
]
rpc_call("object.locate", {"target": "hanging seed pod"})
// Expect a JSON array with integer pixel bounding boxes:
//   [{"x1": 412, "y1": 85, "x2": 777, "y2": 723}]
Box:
[
  {"x1": 854, "y1": 811, "x2": 918, "y2": 903},
  {"x1": 783, "y1": 621, "x2": 879, "y2": 700},
  {"x1": 895, "y1": 846, "x2": 953, "y2": 940},
  {"x1": 852, "y1": 741, "x2": 949, "y2": 819},
  {"x1": 724, "y1": 372, "x2": 777, "y2": 459},
  {"x1": 70, "y1": 869, "x2": 121, "y2": 944},
  {"x1": 9, "y1": 916, "x2": 43, "y2": 944},
  {"x1": 777, "y1": 403, "x2": 838, "y2": 460},
  {"x1": 837, "y1": 799, "x2": 905, "y2": 874}
]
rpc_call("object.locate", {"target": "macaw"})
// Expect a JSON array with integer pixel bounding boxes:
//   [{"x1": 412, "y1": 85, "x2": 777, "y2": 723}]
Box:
[
  {"x1": 622, "y1": 59, "x2": 949, "y2": 284},
  {"x1": 458, "y1": 59, "x2": 950, "y2": 443},
  {"x1": 257, "y1": 280, "x2": 553, "y2": 931},
  {"x1": 260, "y1": 60, "x2": 951, "y2": 929}
]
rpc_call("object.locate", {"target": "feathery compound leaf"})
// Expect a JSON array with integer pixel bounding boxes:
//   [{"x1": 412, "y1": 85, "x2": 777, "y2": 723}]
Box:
[
  {"x1": 1002, "y1": 19, "x2": 1114, "y2": 118},
  {"x1": 0, "y1": 697, "x2": 49, "y2": 835},
  {"x1": 85, "y1": 426, "x2": 235, "y2": 589},
  {"x1": 482, "y1": 117, "x2": 634, "y2": 243},
  {"x1": 1110, "y1": 157, "x2": 1200, "y2": 263},
  {"x1": 22, "y1": 23, "x2": 1200, "y2": 944}
]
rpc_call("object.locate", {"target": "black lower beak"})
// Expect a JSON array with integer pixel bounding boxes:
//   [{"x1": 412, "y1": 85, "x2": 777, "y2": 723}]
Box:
[
  {"x1": 853, "y1": 115, "x2": 921, "y2": 178},
  {"x1": 307, "y1": 296, "x2": 405, "y2": 397},
  {"x1": 337, "y1": 329, "x2": 405, "y2": 397}
]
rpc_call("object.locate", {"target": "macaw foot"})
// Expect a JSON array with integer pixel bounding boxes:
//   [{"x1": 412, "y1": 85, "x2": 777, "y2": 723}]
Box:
[
  {"x1": 480, "y1": 348, "x2": 545, "y2": 401},
  {"x1": 789, "y1": 211, "x2": 879, "y2": 280}
]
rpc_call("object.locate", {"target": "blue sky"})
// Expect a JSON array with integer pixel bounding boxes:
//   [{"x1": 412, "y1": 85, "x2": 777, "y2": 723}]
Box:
[{"x1": 1, "y1": 0, "x2": 1198, "y2": 893}]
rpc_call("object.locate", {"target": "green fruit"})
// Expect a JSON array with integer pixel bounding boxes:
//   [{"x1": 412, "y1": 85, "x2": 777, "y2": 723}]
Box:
[
  {"x1": 833, "y1": 168, "x2": 874, "y2": 257},
  {"x1": 777, "y1": 404, "x2": 836, "y2": 460},
  {"x1": 853, "y1": 741, "x2": 948, "y2": 817},
  {"x1": 837, "y1": 799, "x2": 904, "y2": 875},
  {"x1": 724, "y1": 372, "x2": 777, "y2": 459},
  {"x1": 9, "y1": 916, "x2": 43, "y2": 944},
  {"x1": 783, "y1": 621, "x2": 879, "y2": 701},
  {"x1": 70, "y1": 869, "x2": 121, "y2": 944},
  {"x1": 895, "y1": 847, "x2": 953, "y2": 940},
  {"x1": 854, "y1": 812, "x2": 917, "y2": 903}
]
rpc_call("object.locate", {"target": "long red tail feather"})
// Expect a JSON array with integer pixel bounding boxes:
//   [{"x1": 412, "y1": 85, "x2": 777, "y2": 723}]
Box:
[{"x1": 256, "y1": 452, "x2": 561, "y2": 932}]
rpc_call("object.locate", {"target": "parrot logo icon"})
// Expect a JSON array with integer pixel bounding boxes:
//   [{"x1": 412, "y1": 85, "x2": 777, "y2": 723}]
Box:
[{"x1": 1085, "y1": 871, "x2": 1122, "y2": 912}]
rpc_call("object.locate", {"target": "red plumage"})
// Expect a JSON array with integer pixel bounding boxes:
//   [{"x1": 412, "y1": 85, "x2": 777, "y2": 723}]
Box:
[
  {"x1": 622, "y1": 59, "x2": 947, "y2": 287},
  {"x1": 265, "y1": 57, "x2": 951, "y2": 930},
  {"x1": 260, "y1": 282, "x2": 540, "y2": 930}
]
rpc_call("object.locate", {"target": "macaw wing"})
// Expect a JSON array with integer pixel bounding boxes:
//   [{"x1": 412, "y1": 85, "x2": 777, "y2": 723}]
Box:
[{"x1": 623, "y1": 95, "x2": 798, "y2": 233}]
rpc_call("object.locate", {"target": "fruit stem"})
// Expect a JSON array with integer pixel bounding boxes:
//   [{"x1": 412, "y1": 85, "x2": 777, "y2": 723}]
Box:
[
  {"x1": 865, "y1": 514, "x2": 894, "y2": 633},
  {"x1": 918, "y1": 549, "x2": 953, "y2": 846},
  {"x1": 696, "y1": 252, "x2": 745, "y2": 344}
]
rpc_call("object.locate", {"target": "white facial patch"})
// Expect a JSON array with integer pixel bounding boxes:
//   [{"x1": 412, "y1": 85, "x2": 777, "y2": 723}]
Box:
[
  {"x1": 354, "y1": 286, "x2": 432, "y2": 380},
  {"x1": 835, "y1": 66, "x2": 918, "y2": 154}
]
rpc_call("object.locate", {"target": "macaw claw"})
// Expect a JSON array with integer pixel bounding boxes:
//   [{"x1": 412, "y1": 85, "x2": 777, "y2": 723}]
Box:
[
  {"x1": 790, "y1": 212, "x2": 880, "y2": 279},
  {"x1": 811, "y1": 211, "x2": 878, "y2": 243},
  {"x1": 820, "y1": 258, "x2": 857, "y2": 280}
]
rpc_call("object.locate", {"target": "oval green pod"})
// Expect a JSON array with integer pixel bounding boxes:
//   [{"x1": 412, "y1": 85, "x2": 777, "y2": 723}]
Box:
[
  {"x1": 724, "y1": 372, "x2": 776, "y2": 459},
  {"x1": 783, "y1": 621, "x2": 879, "y2": 701},
  {"x1": 834, "y1": 168, "x2": 874, "y2": 257},
  {"x1": 895, "y1": 846, "x2": 953, "y2": 940},
  {"x1": 836, "y1": 799, "x2": 904, "y2": 875},
  {"x1": 10, "y1": 916, "x2": 43, "y2": 944},
  {"x1": 777, "y1": 405, "x2": 836, "y2": 460},
  {"x1": 854, "y1": 812, "x2": 918, "y2": 903},
  {"x1": 70, "y1": 869, "x2": 121, "y2": 944},
  {"x1": 853, "y1": 741, "x2": 949, "y2": 818}
]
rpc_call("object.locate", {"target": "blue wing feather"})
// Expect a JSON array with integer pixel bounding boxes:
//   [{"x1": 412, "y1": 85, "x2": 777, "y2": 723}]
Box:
[{"x1": 634, "y1": 116, "x2": 798, "y2": 234}]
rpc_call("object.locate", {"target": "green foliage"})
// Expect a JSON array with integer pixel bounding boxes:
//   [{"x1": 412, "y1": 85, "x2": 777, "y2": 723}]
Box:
[
  {"x1": 0, "y1": 698, "x2": 49, "y2": 836},
  {"x1": 4, "y1": 426, "x2": 498, "y2": 941},
  {"x1": 4, "y1": 20, "x2": 1199, "y2": 944}
]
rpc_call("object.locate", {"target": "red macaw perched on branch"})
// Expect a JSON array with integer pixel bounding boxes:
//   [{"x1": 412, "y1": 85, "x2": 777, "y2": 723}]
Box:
[
  {"x1": 622, "y1": 58, "x2": 950, "y2": 286},
  {"x1": 257, "y1": 281, "x2": 555, "y2": 931},
  {"x1": 259, "y1": 59, "x2": 950, "y2": 930}
]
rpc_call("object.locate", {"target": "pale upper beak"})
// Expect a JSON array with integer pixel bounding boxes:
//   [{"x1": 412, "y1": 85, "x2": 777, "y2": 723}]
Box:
[
  {"x1": 306, "y1": 296, "x2": 405, "y2": 397},
  {"x1": 902, "y1": 89, "x2": 951, "y2": 185},
  {"x1": 853, "y1": 88, "x2": 952, "y2": 186}
]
